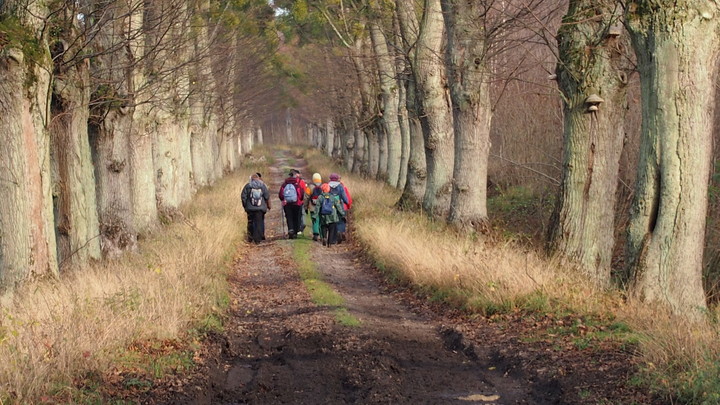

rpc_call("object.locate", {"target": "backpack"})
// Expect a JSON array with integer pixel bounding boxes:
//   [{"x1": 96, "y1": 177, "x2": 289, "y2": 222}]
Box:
[
  {"x1": 283, "y1": 183, "x2": 298, "y2": 203},
  {"x1": 250, "y1": 187, "x2": 263, "y2": 207},
  {"x1": 320, "y1": 193, "x2": 335, "y2": 215}
]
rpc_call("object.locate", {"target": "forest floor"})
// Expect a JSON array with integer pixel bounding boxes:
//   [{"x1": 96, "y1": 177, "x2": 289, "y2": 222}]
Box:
[{"x1": 111, "y1": 152, "x2": 661, "y2": 404}]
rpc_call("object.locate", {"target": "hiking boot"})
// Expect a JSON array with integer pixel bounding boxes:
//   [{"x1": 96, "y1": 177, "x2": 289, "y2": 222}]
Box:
[{"x1": 312, "y1": 234, "x2": 318, "y2": 241}]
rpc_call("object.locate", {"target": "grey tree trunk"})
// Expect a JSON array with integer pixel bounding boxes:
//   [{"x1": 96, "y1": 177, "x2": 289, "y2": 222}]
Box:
[
  {"x1": 189, "y1": 0, "x2": 218, "y2": 190},
  {"x1": 369, "y1": 22, "x2": 402, "y2": 187},
  {"x1": 90, "y1": 0, "x2": 142, "y2": 256},
  {"x1": 50, "y1": 28, "x2": 102, "y2": 265},
  {"x1": 548, "y1": 1, "x2": 629, "y2": 284},
  {"x1": 325, "y1": 118, "x2": 335, "y2": 157},
  {"x1": 0, "y1": 2, "x2": 59, "y2": 287},
  {"x1": 352, "y1": 129, "x2": 366, "y2": 174},
  {"x1": 416, "y1": 0, "x2": 454, "y2": 217},
  {"x1": 130, "y1": 0, "x2": 158, "y2": 234},
  {"x1": 442, "y1": 0, "x2": 492, "y2": 231},
  {"x1": 393, "y1": 13, "x2": 411, "y2": 191},
  {"x1": 625, "y1": 1, "x2": 719, "y2": 318},
  {"x1": 367, "y1": 128, "x2": 381, "y2": 178},
  {"x1": 396, "y1": 62, "x2": 411, "y2": 191},
  {"x1": 378, "y1": 125, "x2": 388, "y2": 180},
  {"x1": 395, "y1": 0, "x2": 427, "y2": 208},
  {"x1": 0, "y1": 48, "x2": 33, "y2": 287}
]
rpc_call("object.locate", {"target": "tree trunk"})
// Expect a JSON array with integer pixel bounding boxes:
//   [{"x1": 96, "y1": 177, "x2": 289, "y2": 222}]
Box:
[
  {"x1": 130, "y1": 0, "x2": 158, "y2": 233},
  {"x1": 352, "y1": 129, "x2": 366, "y2": 174},
  {"x1": 378, "y1": 124, "x2": 388, "y2": 180},
  {"x1": 395, "y1": 0, "x2": 427, "y2": 208},
  {"x1": 0, "y1": 3, "x2": 58, "y2": 287},
  {"x1": 50, "y1": 35, "x2": 102, "y2": 266},
  {"x1": 369, "y1": 22, "x2": 402, "y2": 187},
  {"x1": 367, "y1": 127, "x2": 381, "y2": 178},
  {"x1": 393, "y1": 13, "x2": 411, "y2": 191},
  {"x1": 442, "y1": 0, "x2": 492, "y2": 231},
  {"x1": 625, "y1": 0, "x2": 719, "y2": 318},
  {"x1": 548, "y1": 1, "x2": 629, "y2": 284},
  {"x1": 416, "y1": 0, "x2": 454, "y2": 217},
  {"x1": 325, "y1": 118, "x2": 335, "y2": 157},
  {"x1": 90, "y1": 0, "x2": 144, "y2": 256},
  {"x1": 397, "y1": 63, "x2": 411, "y2": 191}
]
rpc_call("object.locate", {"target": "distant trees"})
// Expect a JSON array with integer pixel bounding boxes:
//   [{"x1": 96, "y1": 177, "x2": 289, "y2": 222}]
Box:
[{"x1": 0, "y1": 0, "x2": 280, "y2": 290}]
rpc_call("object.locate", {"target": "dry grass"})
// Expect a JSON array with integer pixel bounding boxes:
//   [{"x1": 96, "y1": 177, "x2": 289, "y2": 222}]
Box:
[
  {"x1": 303, "y1": 147, "x2": 720, "y2": 401},
  {"x1": 303, "y1": 149, "x2": 609, "y2": 315},
  {"x1": 0, "y1": 166, "x2": 260, "y2": 403}
]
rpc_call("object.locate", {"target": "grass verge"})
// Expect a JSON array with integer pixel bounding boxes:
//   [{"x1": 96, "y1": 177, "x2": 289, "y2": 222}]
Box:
[
  {"x1": 0, "y1": 156, "x2": 268, "y2": 403},
  {"x1": 292, "y1": 238, "x2": 360, "y2": 327}
]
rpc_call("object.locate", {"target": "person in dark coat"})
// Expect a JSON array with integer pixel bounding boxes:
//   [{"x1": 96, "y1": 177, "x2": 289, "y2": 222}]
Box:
[
  {"x1": 328, "y1": 173, "x2": 352, "y2": 242},
  {"x1": 278, "y1": 170, "x2": 304, "y2": 239},
  {"x1": 241, "y1": 173, "x2": 271, "y2": 243}
]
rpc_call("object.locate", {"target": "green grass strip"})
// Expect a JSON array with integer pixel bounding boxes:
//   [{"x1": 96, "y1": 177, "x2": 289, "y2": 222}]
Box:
[{"x1": 293, "y1": 239, "x2": 361, "y2": 326}]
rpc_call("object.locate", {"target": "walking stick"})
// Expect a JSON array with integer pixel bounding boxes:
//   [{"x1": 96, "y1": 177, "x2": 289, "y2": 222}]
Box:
[{"x1": 280, "y1": 204, "x2": 287, "y2": 238}]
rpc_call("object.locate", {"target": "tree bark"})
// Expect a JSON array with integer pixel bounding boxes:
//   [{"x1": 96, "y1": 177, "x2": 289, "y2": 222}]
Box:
[
  {"x1": 130, "y1": 0, "x2": 158, "y2": 234},
  {"x1": 625, "y1": 0, "x2": 719, "y2": 318},
  {"x1": 547, "y1": 1, "x2": 629, "y2": 284},
  {"x1": 416, "y1": 0, "x2": 454, "y2": 217},
  {"x1": 0, "y1": 3, "x2": 59, "y2": 287},
  {"x1": 325, "y1": 118, "x2": 335, "y2": 157},
  {"x1": 395, "y1": 0, "x2": 427, "y2": 208},
  {"x1": 369, "y1": 22, "x2": 402, "y2": 187},
  {"x1": 442, "y1": 0, "x2": 492, "y2": 231},
  {"x1": 50, "y1": 27, "x2": 102, "y2": 265}
]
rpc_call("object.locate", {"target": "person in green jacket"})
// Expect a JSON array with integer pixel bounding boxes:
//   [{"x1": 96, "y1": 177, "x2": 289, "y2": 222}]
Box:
[{"x1": 315, "y1": 183, "x2": 345, "y2": 246}]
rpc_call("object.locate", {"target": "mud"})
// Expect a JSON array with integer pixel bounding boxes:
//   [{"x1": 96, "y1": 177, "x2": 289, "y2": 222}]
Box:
[{"x1": 136, "y1": 152, "x2": 660, "y2": 405}]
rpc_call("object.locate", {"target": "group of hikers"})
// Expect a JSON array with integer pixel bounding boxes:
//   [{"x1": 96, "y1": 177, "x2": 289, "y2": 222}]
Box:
[{"x1": 241, "y1": 169, "x2": 352, "y2": 246}]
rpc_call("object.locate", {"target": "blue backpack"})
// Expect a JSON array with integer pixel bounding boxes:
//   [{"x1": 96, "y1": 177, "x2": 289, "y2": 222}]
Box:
[
  {"x1": 320, "y1": 193, "x2": 335, "y2": 215},
  {"x1": 283, "y1": 183, "x2": 298, "y2": 203}
]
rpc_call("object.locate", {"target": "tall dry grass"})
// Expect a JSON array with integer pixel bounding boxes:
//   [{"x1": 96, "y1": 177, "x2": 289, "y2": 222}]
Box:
[
  {"x1": 0, "y1": 167, "x2": 258, "y2": 402},
  {"x1": 303, "y1": 148, "x2": 609, "y2": 314},
  {"x1": 303, "y1": 147, "x2": 720, "y2": 401}
]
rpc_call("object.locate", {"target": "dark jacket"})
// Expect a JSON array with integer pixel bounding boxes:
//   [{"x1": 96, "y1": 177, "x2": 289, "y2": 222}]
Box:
[
  {"x1": 328, "y1": 181, "x2": 350, "y2": 210},
  {"x1": 241, "y1": 179, "x2": 270, "y2": 212},
  {"x1": 278, "y1": 177, "x2": 304, "y2": 206}
]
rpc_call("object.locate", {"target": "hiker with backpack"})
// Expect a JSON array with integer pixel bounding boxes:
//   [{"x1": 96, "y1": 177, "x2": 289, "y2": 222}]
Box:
[
  {"x1": 328, "y1": 173, "x2": 352, "y2": 242},
  {"x1": 315, "y1": 183, "x2": 346, "y2": 246},
  {"x1": 304, "y1": 173, "x2": 322, "y2": 241},
  {"x1": 291, "y1": 169, "x2": 308, "y2": 235},
  {"x1": 279, "y1": 170, "x2": 305, "y2": 239},
  {"x1": 241, "y1": 173, "x2": 271, "y2": 244}
]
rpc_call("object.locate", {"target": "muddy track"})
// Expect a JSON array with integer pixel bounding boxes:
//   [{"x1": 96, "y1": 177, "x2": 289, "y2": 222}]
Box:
[{"x1": 139, "y1": 152, "x2": 655, "y2": 404}]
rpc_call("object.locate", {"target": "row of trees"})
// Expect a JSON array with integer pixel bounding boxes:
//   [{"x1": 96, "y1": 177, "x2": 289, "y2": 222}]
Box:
[
  {"x1": 278, "y1": 0, "x2": 719, "y2": 319},
  {"x1": 0, "y1": 0, "x2": 280, "y2": 290}
]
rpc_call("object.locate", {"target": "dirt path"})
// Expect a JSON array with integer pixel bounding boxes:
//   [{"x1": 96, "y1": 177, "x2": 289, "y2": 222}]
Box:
[{"x1": 139, "y1": 151, "x2": 657, "y2": 404}]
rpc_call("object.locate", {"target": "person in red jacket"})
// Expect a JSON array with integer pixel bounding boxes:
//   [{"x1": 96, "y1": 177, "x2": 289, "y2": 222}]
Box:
[{"x1": 279, "y1": 169, "x2": 305, "y2": 239}]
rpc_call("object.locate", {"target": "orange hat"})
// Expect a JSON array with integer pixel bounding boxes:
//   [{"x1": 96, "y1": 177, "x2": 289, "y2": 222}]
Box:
[{"x1": 321, "y1": 183, "x2": 330, "y2": 193}]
